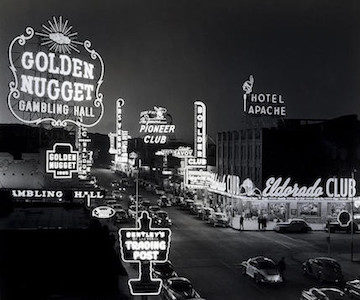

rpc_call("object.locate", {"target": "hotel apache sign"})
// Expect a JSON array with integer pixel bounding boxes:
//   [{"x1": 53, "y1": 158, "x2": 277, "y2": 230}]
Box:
[
  {"x1": 139, "y1": 106, "x2": 175, "y2": 144},
  {"x1": 8, "y1": 16, "x2": 104, "y2": 128},
  {"x1": 46, "y1": 143, "x2": 78, "y2": 179},
  {"x1": 242, "y1": 75, "x2": 286, "y2": 117},
  {"x1": 119, "y1": 211, "x2": 171, "y2": 295}
]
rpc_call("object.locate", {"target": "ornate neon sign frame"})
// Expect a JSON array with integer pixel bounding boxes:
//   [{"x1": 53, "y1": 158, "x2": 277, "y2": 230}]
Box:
[{"x1": 8, "y1": 17, "x2": 104, "y2": 128}]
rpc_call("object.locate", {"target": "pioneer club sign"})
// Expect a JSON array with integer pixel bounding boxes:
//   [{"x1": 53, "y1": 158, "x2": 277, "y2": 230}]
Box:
[
  {"x1": 8, "y1": 16, "x2": 104, "y2": 128},
  {"x1": 242, "y1": 75, "x2": 286, "y2": 117},
  {"x1": 139, "y1": 106, "x2": 175, "y2": 144}
]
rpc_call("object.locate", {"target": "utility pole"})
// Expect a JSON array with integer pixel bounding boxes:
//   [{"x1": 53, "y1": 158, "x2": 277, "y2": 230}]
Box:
[{"x1": 351, "y1": 170, "x2": 355, "y2": 262}]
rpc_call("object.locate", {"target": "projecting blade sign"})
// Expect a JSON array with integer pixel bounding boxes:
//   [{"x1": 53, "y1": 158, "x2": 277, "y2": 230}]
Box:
[
  {"x1": 8, "y1": 16, "x2": 105, "y2": 128},
  {"x1": 119, "y1": 211, "x2": 171, "y2": 295},
  {"x1": 46, "y1": 143, "x2": 78, "y2": 179}
]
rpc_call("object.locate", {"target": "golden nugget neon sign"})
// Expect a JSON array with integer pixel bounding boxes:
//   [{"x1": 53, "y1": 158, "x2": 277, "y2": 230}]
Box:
[{"x1": 8, "y1": 16, "x2": 104, "y2": 127}]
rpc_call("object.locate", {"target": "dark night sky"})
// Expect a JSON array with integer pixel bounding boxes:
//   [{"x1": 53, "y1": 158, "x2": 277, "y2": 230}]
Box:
[{"x1": 0, "y1": 0, "x2": 359, "y2": 142}]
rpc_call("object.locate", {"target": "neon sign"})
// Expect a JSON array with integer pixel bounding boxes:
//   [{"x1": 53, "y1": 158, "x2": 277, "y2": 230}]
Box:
[
  {"x1": 262, "y1": 177, "x2": 356, "y2": 198},
  {"x1": 173, "y1": 146, "x2": 193, "y2": 158},
  {"x1": 119, "y1": 211, "x2": 171, "y2": 295},
  {"x1": 242, "y1": 75, "x2": 286, "y2": 116},
  {"x1": 8, "y1": 16, "x2": 104, "y2": 127},
  {"x1": 139, "y1": 106, "x2": 175, "y2": 144},
  {"x1": 46, "y1": 143, "x2": 78, "y2": 179},
  {"x1": 194, "y1": 101, "x2": 206, "y2": 160}
]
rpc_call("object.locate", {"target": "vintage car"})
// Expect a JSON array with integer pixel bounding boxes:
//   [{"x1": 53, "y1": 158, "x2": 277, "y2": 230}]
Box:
[
  {"x1": 302, "y1": 257, "x2": 343, "y2": 283},
  {"x1": 345, "y1": 279, "x2": 360, "y2": 298},
  {"x1": 274, "y1": 219, "x2": 312, "y2": 233},
  {"x1": 240, "y1": 256, "x2": 283, "y2": 284},
  {"x1": 162, "y1": 277, "x2": 202, "y2": 300},
  {"x1": 325, "y1": 221, "x2": 359, "y2": 233},
  {"x1": 190, "y1": 203, "x2": 204, "y2": 216},
  {"x1": 300, "y1": 288, "x2": 350, "y2": 300},
  {"x1": 208, "y1": 212, "x2": 230, "y2": 227},
  {"x1": 157, "y1": 195, "x2": 172, "y2": 207},
  {"x1": 201, "y1": 207, "x2": 215, "y2": 221},
  {"x1": 153, "y1": 211, "x2": 172, "y2": 227},
  {"x1": 152, "y1": 261, "x2": 178, "y2": 280}
]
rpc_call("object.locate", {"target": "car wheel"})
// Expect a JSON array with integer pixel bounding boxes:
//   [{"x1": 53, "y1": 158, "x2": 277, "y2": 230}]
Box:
[
  {"x1": 241, "y1": 266, "x2": 246, "y2": 275},
  {"x1": 254, "y1": 273, "x2": 261, "y2": 284},
  {"x1": 302, "y1": 266, "x2": 308, "y2": 276}
]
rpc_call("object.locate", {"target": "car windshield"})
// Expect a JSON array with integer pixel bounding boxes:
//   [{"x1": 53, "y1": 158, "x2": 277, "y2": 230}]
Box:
[
  {"x1": 157, "y1": 212, "x2": 168, "y2": 219},
  {"x1": 257, "y1": 260, "x2": 276, "y2": 270},
  {"x1": 171, "y1": 280, "x2": 193, "y2": 294},
  {"x1": 322, "y1": 289, "x2": 347, "y2": 299},
  {"x1": 321, "y1": 260, "x2": 341, "y2": 270},
  {"x1": 154, "y1": 263, "x2": 173, "y2": 273}
]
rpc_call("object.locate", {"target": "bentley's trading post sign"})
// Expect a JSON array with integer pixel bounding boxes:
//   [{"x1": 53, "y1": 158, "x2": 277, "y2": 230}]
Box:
[
  {"x1": 8, "y1": 16, "x2": 104, "y2": 128},
  {"x1": 119, "y1": 211, "x2": 171, "y2": 295},
  {"x1": 46, "y1": 143, "x2": 78, "y2": 179}
]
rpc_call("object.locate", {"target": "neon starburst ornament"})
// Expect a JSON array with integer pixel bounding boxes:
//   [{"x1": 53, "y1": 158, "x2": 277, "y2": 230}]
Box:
[{"x1": 35, "y1": 16, "x2": 83, "y2": 53}]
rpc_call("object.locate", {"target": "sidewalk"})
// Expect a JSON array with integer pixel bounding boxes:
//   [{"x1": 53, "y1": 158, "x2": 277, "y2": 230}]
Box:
[{"x1": 230, "y1": 215, "x2": 326, "y2": 231}]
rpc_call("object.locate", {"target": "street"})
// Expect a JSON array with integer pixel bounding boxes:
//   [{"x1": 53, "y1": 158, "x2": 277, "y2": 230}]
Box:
[{"x1": 94, "y1": 168, "x2": 360, "y2": 300}]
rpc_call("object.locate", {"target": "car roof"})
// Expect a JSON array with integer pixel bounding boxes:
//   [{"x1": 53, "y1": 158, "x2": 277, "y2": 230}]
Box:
[
  {"x1": 168, "y1": 277, "x2": 191, "y2": 283},
  {"x1": 315, "y1": 257, "x2": 338, "y2": 262},
  {"x1": 251, "y1": 256, "x2": 275, "y2": 263}
]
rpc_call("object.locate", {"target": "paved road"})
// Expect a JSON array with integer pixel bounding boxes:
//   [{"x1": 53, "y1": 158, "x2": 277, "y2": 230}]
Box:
[{"x1": 93, "y1": 168, "x2": 360, "y2": 300}]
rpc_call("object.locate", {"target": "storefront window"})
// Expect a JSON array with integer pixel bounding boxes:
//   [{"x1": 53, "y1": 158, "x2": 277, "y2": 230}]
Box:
[
  {"x1": 326, "y1": 202, "x2": 349, "y2": 219},
  {"x1": 298, "y1": 202, "x2": 321, "y2": 217}
]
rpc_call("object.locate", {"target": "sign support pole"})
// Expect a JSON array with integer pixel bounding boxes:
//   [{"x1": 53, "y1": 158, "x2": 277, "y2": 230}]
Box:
[{"x1": 351, "y1": 171, "x2": 354, "y2": 262}]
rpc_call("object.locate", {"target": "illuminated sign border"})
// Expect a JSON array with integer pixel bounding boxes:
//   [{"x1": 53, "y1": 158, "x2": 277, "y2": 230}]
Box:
[
  {"x1": 119, "y1": 211, "x2": 172, "y2": 296},
  {"x1": 8, "y1": 18, "x2": 105, "y2": 128},
  {"x1": 46, "y1": 143, "x2": 79, "y2": 179}
]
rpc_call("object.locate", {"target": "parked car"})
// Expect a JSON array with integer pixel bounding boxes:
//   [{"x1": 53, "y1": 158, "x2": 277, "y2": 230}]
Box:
[
  {"x1": 202, "y1": 207, "x2": 215, "y2": 221},
  {"x1": 158, "y1": 195, "x2": 172, "y2": 207},
  {"x1": 152, "y1": 261, "x2": 177, "y2": 280},
  {"x1": 111, "y1": 204, "x2": 123, "y2": 213},
  {"x1": 154, "y1": 211, "x2": 172, "y2": 227},
  {"x1": 325, "y1": 221, "x2": 358, "y2": 233},
  {"x1": 241, "y1": 256, "x2": 283, "y2": 284},
  {"x1": 208, "y1": 212, "x2": 230, "y2": 227},
  {"x1": 301, "y1": 288, "x2": 350, "y2": 300},
  {"x1": 183, "y1": 199, "x2": 194, "y2": 211},
  {"x1": 155, "y1": 188, "x2": 165, "y2": 196},
  {"x1": 149, "y1": 205, "x2": 161, "y2": 217},
  {"x1": 162, "y1": 277, "x2": 202, "y2": 300},
  {"x1": 128, "y1": 205, "x2": 144, "y2": 219},
  {"x1": 114, "y1": 209, "x2": 129, "y2": 223},
  {"x1": 142, "y1": 200, "x2": 151, "y2": 210},
  {"x1": 112, "y1": 189, "x2": 123, "y2": 199},
  {"x1": 190, "y1": 203, "x2": 204, "y2": 215},
  {"x1": 274, "y1": 219, "x2": 312, "y2": 233},
  {"x1": 105, "y1": 198, "x2": 117, "y2": 207},
  {"x1": 129, "y1": 194, "x2": 143, "y2": 205},
  {"x1": 345, "y1": 279, "x2": 360, "y2": 298},
  {"x1": 302, "y1": 257, "x2": 343, "y2": 283}
]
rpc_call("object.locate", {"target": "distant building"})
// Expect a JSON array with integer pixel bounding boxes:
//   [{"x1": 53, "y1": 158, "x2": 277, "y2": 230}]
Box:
[{"x1": 217, "y1": 115, "x2": 360, "y2": 189}]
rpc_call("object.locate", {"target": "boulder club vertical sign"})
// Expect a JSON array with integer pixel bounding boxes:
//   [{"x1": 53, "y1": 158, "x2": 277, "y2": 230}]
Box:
[
  {"x1": 119, "y1": 211, "x2": 171, "y2": 296},
  {"x1": 8, "y1": 16, "x2": 104, "y2": 128}
]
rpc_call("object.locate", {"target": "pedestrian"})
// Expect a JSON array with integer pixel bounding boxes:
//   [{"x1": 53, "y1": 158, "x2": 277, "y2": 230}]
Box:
[
  {"x1": 258, "y1": 215, "x2": 262, "y2": 230},
  {"x1": 239, "y1": 215, "x2": 244, "y2": 231},
  {"x1": 263, "y1": 217, "x2": 267, "y2": 230},
  {"x1": 277, "y1": 257, "x2": 286, "y2": 279}
]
